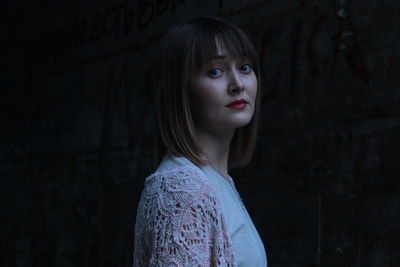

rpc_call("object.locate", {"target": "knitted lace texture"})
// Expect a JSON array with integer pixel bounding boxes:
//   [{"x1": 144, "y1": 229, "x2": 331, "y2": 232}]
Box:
[{"x1": 133, "y1": 165, "x2": 236, "y2": 267}]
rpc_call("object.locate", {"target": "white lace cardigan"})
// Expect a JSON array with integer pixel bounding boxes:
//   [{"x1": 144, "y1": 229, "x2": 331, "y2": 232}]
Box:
[{"x1": 133, "y1": 165, "x2": 237, "y2": 266}]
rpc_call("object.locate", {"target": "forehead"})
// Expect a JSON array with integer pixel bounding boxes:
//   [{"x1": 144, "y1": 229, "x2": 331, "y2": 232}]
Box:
[
  {"x1": 208, "y1": 45, "x2": 235, "y2": 61},
  {"x1": 204, "y1": 54, "x2": 251, "y2": 67},
  {"x1": 206, "y1": 37, "x2": 247, "y2": 60},
  {"x1": 191, "y1": 36, "x2": 253, "y2": 71}
]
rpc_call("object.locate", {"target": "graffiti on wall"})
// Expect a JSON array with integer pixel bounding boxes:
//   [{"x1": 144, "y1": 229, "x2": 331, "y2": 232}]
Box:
[
  {"x1": 259, "y1": 0, "x2": 370, "y2": 95},
  {"x1": 19, "y1": 0, "x2": 225, "y2": 85}
]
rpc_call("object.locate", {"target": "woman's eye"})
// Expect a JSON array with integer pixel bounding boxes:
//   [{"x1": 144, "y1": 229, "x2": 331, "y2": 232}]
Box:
[
  {"x1": 207, "y1": 68, "x2": 223, "y2": 77},
  {"x1": 240, "y1": 64, "x2": 253, "y2": 73}
]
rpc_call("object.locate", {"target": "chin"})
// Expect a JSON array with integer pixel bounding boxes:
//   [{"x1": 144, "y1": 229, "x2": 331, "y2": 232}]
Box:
[{"x1": 231, "y1": 116, "x2": 253, "y2": 128}]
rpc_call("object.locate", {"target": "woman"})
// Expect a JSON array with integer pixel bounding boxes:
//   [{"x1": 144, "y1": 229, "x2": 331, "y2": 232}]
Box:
[{"x1": 133, "y1": 16, "x2": 267, "y2": 266}]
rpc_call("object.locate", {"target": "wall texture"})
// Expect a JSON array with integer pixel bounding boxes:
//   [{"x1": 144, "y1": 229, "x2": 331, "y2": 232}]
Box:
[{"x1": 1, "y1": 0, "x2": 399, "y2": 266}]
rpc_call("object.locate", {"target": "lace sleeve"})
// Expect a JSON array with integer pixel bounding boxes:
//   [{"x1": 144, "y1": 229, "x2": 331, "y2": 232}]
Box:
[{"x1": 133, "y1": 166, "x2": 236, "y2": 267}]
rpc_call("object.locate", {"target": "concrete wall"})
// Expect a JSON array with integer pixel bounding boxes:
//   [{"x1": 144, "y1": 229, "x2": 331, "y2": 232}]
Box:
[{"x1": 1, "y1": 0, "x2": 399, "y2": 266}]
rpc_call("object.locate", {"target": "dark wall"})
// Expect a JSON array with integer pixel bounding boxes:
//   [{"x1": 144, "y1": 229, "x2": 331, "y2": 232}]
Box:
[{"x1": 1, "y1": 0, "x2": 399, "y2": 266}]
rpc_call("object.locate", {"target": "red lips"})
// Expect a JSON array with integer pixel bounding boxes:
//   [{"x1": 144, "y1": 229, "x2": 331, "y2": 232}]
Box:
[
  {"x1": 225, "y1": 98, "x2": 249, "y2": 110},
  {"x1": 226, "y1": 98, "x2": 248, "y2": 107}
]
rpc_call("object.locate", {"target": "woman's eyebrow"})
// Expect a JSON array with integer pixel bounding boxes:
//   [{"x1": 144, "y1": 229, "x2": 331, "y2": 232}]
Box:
[
  {"x1": 204, "y1": 55, "x2": 252, "y2": 68},
  {"x1": 208, "y1": 55, "x2": 228, "y2": 62},
  {"x1": 208, "y1": 55, "x2": 252, "y2": 63}
]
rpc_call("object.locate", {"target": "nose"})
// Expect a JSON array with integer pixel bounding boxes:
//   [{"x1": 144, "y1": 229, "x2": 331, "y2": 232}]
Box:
[{"x1": 227, "y1": 69, "x2": 245, "y2": 95}]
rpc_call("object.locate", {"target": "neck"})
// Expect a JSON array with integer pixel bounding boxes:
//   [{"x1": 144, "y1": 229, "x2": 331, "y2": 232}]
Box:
[{"x1": 195, "y1": 127, "x2": 235, "y2": 177}]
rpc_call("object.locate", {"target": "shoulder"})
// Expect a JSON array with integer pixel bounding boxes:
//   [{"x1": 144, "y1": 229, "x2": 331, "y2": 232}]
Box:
[
  {"x1": 147, "y1": 164, "x2": 203, "y2": 182},
  {"x1": 144, "y1": 165, "x2": 215, "y2": 196},
  {"x1": 134, "y1": 165, "x2": 236, "y2": 266},
  {"x1": 138, "y1": 165, "x2": 220, "y2": 217}
]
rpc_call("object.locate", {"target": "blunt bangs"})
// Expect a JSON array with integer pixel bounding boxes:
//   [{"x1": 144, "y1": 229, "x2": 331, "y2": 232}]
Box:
[{"x1": 186, "y1": 17, "x2": 259, "y2": 77}]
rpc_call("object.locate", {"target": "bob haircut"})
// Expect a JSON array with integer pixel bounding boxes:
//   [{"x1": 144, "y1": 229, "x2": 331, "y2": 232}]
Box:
[{"x1": 153, "y1": 16, "x2": 261, "y2": 169}]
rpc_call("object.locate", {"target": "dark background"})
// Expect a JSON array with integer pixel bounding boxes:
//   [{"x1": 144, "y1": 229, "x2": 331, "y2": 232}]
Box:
[{"x1": 1, "y1": 0, "x2": 400, "y2": 266}]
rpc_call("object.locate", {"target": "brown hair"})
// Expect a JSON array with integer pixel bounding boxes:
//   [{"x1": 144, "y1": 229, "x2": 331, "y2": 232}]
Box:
[{"x1": 153, "y1": 16, "x2": 261, "y2": 169}]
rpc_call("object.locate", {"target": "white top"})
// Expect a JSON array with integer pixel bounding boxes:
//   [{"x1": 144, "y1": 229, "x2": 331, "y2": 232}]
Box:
[{"x1": 156, "y1": 154, "x2": 268, "y2": 267}]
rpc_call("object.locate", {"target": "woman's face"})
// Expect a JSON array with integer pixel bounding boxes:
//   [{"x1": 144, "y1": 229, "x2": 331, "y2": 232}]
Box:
[{"x1": 189, "y1": 48, "x2": 257, "y2": 134}]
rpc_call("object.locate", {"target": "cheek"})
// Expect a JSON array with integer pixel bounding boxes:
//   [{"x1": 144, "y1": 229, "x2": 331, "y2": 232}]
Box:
[
  {"x1": 191, "y1": 80, "x2": 222, "y2": 106},
  {"x1": 189, "y1": 82, "x2": 215, "y2": 117},
  {"x1": 248, "y1": 76, "x2": 258, "y2": 100}
]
